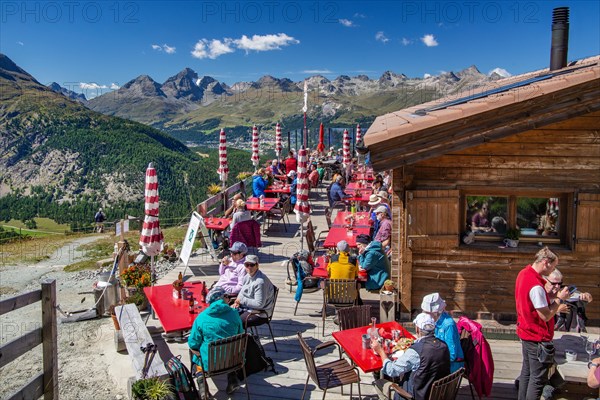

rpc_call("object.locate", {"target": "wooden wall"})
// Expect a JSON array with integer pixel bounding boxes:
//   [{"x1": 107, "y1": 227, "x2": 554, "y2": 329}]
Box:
[{"x1": 389, "y1": 111, "x2": 600, "y2": 322}]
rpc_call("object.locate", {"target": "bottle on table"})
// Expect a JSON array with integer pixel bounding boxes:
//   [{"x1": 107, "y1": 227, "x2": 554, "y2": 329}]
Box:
[
  {"x1": 188, "y1": 294, "x2": 195, "y2": 314},
  {"x1": 178, "y1": 271, "x2": 183, "y2": 281},
  {"x1": 368, "y1": 317, "x2": 379, "y2": 341},
  {"x1": 259, "y1": 195, "x2": 265, "y2": 207},
  {"x1": 201, "y1": 281, "x2": 208, "y2": 303}
]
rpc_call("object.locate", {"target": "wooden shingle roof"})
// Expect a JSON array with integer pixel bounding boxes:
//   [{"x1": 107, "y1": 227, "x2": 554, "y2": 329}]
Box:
[{"x1": 364, "y1": 56, "x2": 600, "y2": 171}]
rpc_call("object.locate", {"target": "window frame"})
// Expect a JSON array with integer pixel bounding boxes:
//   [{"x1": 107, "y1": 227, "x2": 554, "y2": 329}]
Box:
[{"x1": 460, "y1": 188, "x2": 573, "y2": 246}]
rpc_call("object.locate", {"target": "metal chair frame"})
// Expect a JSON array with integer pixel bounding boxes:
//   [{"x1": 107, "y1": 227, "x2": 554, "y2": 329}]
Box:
[{"x1": 243, "y1": 286, "x2": 279, "y2": 352}]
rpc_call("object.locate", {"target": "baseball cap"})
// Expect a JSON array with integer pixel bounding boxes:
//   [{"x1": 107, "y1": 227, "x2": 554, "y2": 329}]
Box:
[
  {"x1": 421, "y1": 293, "x2": 447, "y2": 313},
  {"x1": 413, "y1": 312, "x2": 436, "y2": 332},
  {"x1": 374, "y1": 205, "x2": 388, "y2": 214},
  {"x1": 337, "y1": 240, "x2": 350, "y2": 252},
  {"x1": 245, "y1": 254, "x2": 259, "y2": 264}
]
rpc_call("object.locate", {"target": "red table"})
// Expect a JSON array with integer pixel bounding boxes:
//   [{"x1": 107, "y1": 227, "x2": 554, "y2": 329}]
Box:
[
  {"x1": 353, "y1": 172, "x2": 375, "y2": 181},
  {"x1": 144, "y1": 281, "x2": 208, "y2": 333},
  {"x1": 265, "y1": 185, "x2": 291, "y2": 195},
  {"x1": 246, "y1": 197, "x2": 279, "y2": 212},
  {"x1": 346, "y1": 193, "x2": 372, "y2": 203},
  {"x1": 312, "y1": 255, "x2": 366, "y2": 282},
  {"x1": 332, "y1": 321, "x2": 415, "y2": 373},
  {"x1": 346, "y1": 182, "x2": 372, "y2": 191},
  {"x1": 323, "y1": 226, "x2": 371, "y2": 248},
  {"x1": 332, "y1": 211, "x2": 372, "y2": 227},
  {"x1": 204, "y1": 217, "x2": 231, "y2": 231}
]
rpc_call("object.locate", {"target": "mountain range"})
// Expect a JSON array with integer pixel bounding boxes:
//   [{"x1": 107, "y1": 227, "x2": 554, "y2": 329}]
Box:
[{"x1": 47, "y1": 64, "x2": 502, "y2": 144}]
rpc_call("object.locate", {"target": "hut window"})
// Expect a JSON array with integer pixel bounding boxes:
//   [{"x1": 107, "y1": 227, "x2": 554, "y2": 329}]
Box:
[
  {"x1": 466, "y1": 196, "x2": 508, "y2": 237},
  {"x1": 517, "y1": 197, "x2": 560, "y2": 238}
]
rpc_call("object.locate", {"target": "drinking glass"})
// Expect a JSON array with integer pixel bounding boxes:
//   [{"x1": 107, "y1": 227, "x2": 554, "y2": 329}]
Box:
[
  {"x1": 585, "y1": 340, "x2": 596, "y2": 362},
  {"x1": 369, "y1": 317, "x2": 379, "y2": 340}
]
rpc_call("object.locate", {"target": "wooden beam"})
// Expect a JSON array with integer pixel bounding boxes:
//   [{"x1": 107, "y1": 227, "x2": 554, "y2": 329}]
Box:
[
  {"x1": 0, "y1": 328, "x2": 42, "y2": 368},
  {"x1": 41, "y1": 279, "x2": 58, "y2": 400},
  {"x1": 6, "y1": 373, "x2": 44, "y2": 400},
  {"x1": 0, "y1": 290, "x2": 42, "y2": 316}
]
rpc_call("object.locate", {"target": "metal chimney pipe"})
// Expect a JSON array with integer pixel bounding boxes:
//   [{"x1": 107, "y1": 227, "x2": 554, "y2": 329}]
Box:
[{"x1": 550, "y1": 7, "x2": 569, "y2": 71}]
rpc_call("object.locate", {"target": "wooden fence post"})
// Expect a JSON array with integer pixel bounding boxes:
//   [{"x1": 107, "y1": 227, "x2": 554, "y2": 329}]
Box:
[{"x1": 41, "y1": 278, "x2": 58, "y2": 400}]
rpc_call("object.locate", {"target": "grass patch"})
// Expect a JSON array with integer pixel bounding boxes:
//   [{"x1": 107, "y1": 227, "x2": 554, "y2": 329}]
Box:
[
  {"x1": 64, "y1": 259, "x2": 100, "y2": 272},
  {"x1": 1, "y1": 225, "x2": 53, "y2": 238},
  {"x1": 0, "y1": 234, "x2": 86, "y2": 266}
]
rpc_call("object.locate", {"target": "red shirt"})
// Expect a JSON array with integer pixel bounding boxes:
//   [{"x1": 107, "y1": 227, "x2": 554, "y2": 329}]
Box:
[
  {"x1": 284, "y1": 157, "x2": 297, "y2": 174},
  {"x1": 515, "y1": 264, "x2": 553, "y2": 342}
]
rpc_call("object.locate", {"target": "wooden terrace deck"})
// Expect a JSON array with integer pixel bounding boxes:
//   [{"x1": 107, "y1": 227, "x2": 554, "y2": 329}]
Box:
[{"x1": 111, "y1": 188, "x2": 599, "y2": 400}]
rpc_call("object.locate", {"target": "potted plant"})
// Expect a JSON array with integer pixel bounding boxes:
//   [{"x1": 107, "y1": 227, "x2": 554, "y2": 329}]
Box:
[
  {"x1": 383, "y1": 279, "x2": 396, "y2": 292},
  {"x1": 236, "y1": 171, "x2": 252, "y2": 181},
  {"x1": 131, "y1": 376, "x2": 174, "y2": 400},
  {"x1": 126, "y1": 290, "x2": 148, "y2": 311},
  {"x1": 120, "y1": 264, "x2": 152, "y2": 289},
  {"x1": 504, "y1": 228, "x2": 521, "y2": 248},
  {"x1": 207, "y1": 183, "x2": 222, "y2": 196}
]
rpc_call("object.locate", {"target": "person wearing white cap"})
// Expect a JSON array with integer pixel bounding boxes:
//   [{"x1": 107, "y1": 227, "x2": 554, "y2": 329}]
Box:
[
  {"x1": 327, "y1": 240, "x2": 358, "y2": 280},
  {"x1": 373, "y1": 205, "x2": 392, "y2": 250},
  {"x1": 372, "y1": 312, "x2": 450, "y2": 400},
  {"x1": 421, "y1": 293, "x2": 465, "y2": 373},
  {"x1": 232, "y1": 254, "x2": 275, "y2": 329}
]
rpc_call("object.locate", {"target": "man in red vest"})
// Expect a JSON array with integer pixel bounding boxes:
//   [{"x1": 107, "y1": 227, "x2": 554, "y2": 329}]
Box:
[{"x1": 515, "y1": 247, "x2": 570, "y2": 400}]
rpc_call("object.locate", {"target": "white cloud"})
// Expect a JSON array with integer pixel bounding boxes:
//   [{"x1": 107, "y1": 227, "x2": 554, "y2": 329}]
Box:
[
  {"x1": 79, "y1": 82, "x2": 107, "y2": 90},
  {"x1": 401, "y1": 38, "x2": 412, "y2": 46},
  {"x1": 191, "y1": 33, "x2": 299, "y2": 59},
  {"x1": 303, "y1": 69, "x2": 333, "y2": 74},
  {"x1": 489, "y1": 67, "x2": 511, "y2": 77},
  {"x1": 151, "y1": 44, "x2": 161, "y2": 50},
  {"x1": 424, "y1": 73, "x2": 432, "y2": 78},
  {"x1": 17, "y1": 41, "x2": 24, "y2": 46},
  {"x1": 339, "y1": 19, "x2": 354, "y2": 27},
  {"x1": 421, "y1": 34, "x2": 438, "y2": 47},
  {"x1": 234, "y1": 33, "x2": 299, "y2": 52},
  {"x1": 110, "y1": 83, "x2": 120, "y2": 90},
  {"x1": 375, "y1": 31, "x2": 389, "y2": 43},
  {"x1": 163, "y1": 44, "x2": 176, "y2": 54},
  {"x1": 354, "y1": 13, "x2": 366, "y2": 18}
]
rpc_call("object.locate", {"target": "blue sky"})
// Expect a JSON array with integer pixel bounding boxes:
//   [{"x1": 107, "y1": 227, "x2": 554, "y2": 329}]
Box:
[{"x1": 2, "y1": 1, "x2": 599, "y2": 97}]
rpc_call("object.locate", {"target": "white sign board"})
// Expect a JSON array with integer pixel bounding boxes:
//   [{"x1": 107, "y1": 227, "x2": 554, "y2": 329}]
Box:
[
  {"x1": 180, "y1": 212, "x2": 202, "y2": 266},
  {"x1": 115, "y1": 219, "x2": 130, "y2": 237}
]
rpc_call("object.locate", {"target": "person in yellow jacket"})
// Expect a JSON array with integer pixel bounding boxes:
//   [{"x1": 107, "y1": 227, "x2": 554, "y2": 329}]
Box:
[{"x1": 327, "y1": 240, "x2": 358, "y2": 279}]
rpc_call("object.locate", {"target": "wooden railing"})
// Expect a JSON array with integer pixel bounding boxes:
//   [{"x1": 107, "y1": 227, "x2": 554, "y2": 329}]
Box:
[
  {"x1": 196, "y1": 178, "x2": 251, "y2": 217},
  {"x1": 0, "y1": 279, "x2": 58, "y2": 400}
]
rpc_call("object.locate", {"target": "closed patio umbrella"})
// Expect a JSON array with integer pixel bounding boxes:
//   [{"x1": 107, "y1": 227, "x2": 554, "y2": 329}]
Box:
[
  {"x1": 356, "y1": 123, "x2": 362, "y2": 144},
  {"x1": 217, "y1": 128, "x2": 229, "y2": 188},
  {"x1": 342, "y1": 129, "x2": 351, "y2": 167},
  {"x1": 293, "y1": 147, "x2": 311, "y2": 302},
  {"x1": 317, "y1": 122, "x2": 325, "y2": 153},
  {"x1": 251, "y1": 124, "x2": 259, "y2": 169},
  {"x1": 275, "y1": 123, "x2": 283, "y2": 161},
  {"x1": 139, "y1": 162, "x2": 164, "y2": 284}
]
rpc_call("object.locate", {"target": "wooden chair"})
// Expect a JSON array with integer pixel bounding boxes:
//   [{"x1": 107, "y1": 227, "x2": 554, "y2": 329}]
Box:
[
  {"x1": 324, "y1": 207, "x2": 333, "y2": 229},
  {"x1": 322, "y1": 279, "x2": 359, "y2": 336},
  {"x1": 243, "y1": 286, "x2": 279, "y2": 352},
  {"x1": 306, "y1": 220, "x2": 328, "y2": 257},
  {"x1": 388, "y1": 367, "x2": 465, "y2": 400},
  {"x1": 297, "y1": 332, "x2": 362, "y2": 400},
  {"x1": 264, "y1": 198, "x2": 290, "y2": 233},
  {"x1": 199, "y1": 333, "x2": 250, "y2": 400},
  {"x1": 337, "y1": 305, "x2": 372, "y2": 331}
]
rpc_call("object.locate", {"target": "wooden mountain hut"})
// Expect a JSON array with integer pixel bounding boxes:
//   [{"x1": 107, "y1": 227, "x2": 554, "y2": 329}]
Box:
[{"x1": 364, "y1": 56, "x2": 600, "y2": 323}]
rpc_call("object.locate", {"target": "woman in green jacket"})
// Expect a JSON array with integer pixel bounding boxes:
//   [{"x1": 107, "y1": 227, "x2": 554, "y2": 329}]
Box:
[{"x1": 356, "y1": 234, "x2": 390, "y2": 290}]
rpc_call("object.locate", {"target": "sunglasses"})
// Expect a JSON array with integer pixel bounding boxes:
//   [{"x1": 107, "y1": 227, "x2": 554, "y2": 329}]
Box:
[
  {"x1": 244, "y1": 263, "x2": 257, "y2": 267},
  {"x1": 231, "y1": 251, "x2": 241, "y2": 255},
  {"x1": 545, "y1": 279, "x2": 563, "y2": 286}
]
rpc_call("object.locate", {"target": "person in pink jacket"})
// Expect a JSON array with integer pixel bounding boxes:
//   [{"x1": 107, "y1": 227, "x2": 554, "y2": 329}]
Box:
[{"x1": 215, "y1": 242, "x2": 248, "y2": 294}]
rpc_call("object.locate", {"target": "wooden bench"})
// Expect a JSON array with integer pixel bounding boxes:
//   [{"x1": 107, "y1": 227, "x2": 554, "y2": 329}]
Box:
[{"x1": 115, "y1": 304, "x2": 168, "y2": 379}]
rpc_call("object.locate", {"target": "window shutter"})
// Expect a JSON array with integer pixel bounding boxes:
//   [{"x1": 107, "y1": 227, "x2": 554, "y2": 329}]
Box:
[
  {"x1": 575, "y1": 193, "x2": 600, "y2": 253},
  {"x1": 406, "y1": 189, "x2": 459, "y2": 249}
]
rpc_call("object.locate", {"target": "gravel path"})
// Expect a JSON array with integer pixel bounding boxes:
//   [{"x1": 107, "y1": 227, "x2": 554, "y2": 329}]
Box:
[{"x1": 0, "y1": 235, "x2": 177, "y2": 400}]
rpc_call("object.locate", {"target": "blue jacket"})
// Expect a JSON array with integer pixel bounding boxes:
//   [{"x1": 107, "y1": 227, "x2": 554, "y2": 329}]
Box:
[
  {"x1": 290, "y1": 177, "x2": 297, "y2": 205},
  {"x1": 252, "y1": 175, "x2": 268, "y2": 198},
  {"x1": 357, "y1": 241, "x2": 390, "y2": 290},
  {"x1": 329, "y1": 182, "x2": 347, "y2": 205},
  {"x1": 187, "y1": 299, "x2": 243, "y2": 371},
  {"x1": 435, "y1": 312, "x2": 465, "y2": 373}
]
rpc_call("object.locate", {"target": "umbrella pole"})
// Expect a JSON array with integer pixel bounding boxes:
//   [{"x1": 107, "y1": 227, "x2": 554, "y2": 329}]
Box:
[{"x1": 151, "y1": 255, "x2": 155, "y2": 286}]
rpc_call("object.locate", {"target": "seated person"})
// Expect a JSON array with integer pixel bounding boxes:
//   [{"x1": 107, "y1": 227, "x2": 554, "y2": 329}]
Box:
[
  {"x1": 356, "y1": 234, "x2": 390, "y2": 290},
  {"x1": 215, "y1": 242, "x2": 248, "y2": 295},
  {"x1": 329, "y1": 175, "x2": 350, "y2": 206},
  {"x1": 230, "y1": 200, "x2": 252, "y2": 230},
  {"x1": 550, "y1": 268, "x2": 594, "y2": 332},
  {"x1": 373, "y1": 205, "x2": 392, "y2": 250},
  {"x1": 308, "y1": 165, "x2": 320, "y2": 188},
  {"x1": 471, "y1": 202, "x2": 492, "y2": 232},
  {"x1": 268, "y1": 159, "x2": 283, "y2": 176},
  {"x1": 188, "y1": 286, "x2": 244, "y2": 395},
  {"x1": 288, "y1": 170, "x2": 297, "y2": 206},
  {"x1": 327, "y1": 240, "x2": 358, "y2": 280},
  {"x1": 284, "y1": 150, "x2": 297, "y2": 174},
  {"x1": 232, "y1": 255, "x2": 275, "y2": 328},
  {"x1": 252, "y1": 168, "x2": 268, "y2": 198},
  {"x1": 373, "y1": 313, "x2": 450, "y2": 400},
  {"x1": 491, "y1": 216, "x2": 507, "y2": 234},
  {"x1": 421, "y1": 293, "x2": 464, "y2": 373},
  {"x1": 316, "y1": 162, "x2": 326, "y2": 182},
  {"x1": 588, "y1": 356, "x2": 600, "y2": 389},
  {"x1": 538, "y1": 210, "x2": 558, "y2": 236},
  {"x1": 223, "y1": 193, "x2": 244, "y2": 218}
]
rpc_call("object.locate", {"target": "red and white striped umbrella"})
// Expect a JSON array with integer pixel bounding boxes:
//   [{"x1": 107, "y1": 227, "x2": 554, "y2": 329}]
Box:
[
  {"x1": 342, "y1": 129, "x2": 351, "y2": 167},
  {"x1": 217, "y1": 128, "x2": 229, "y2": 185},
  {"x1": 294, "y1": 147, "x2": 310, "y2": 223},
  {"x1": 139, "y1": 163, "x2": 163, "y2": 257},
  {"x1": 251, "y1": 124, "x2": 260, "y2": 168},
  {"x1": 356, "y1": 123, "x2": 362, "y2": 144},
  {"x1": 275, "y1": 123, "x2": 282, "y2": 159}
]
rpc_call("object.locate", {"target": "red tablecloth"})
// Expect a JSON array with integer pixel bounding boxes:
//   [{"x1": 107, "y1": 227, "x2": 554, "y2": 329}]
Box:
[
  {"x1": 332, "y1": 211, "x2": 372, "y2": 227},
  {"x1": 265, "y1": 185, "x2": 291, "y2": 195},
  {"x1": 246, "y1": 197, "x2": 279, "y2": 212},
  {"x1": 332, "y1": 321, "x2": 415, "y2": 373},
  {"x1": 346, "y1": 182, "x2": 372, "y2": 191},
  {"x1": 323, "y1": 227, "x2": 371, "y2": 248},
  {"x1": 204, "y1": 217, "x2": 231, "y2": 231},
  {"x1": 312, "y1": 255, "x2": 366, "y2": 281},
  {"x1": 345, "y1": 193, "x2": 372, "y2": 203},
  {"x1": 144, "y1": 281, "x2": 208, "y2": 333},
  {"x1": 353, "y1": 173, "x2": 375, "y2": 181}
]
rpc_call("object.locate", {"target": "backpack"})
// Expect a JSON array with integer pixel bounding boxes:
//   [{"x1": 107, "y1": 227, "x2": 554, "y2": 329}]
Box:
[
  {"x1": 236, "y1": 334, "x2": 277, "y2": 379},
  {"x1": 165, "y1": 355, "x2": 199, "y2": 400}
]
